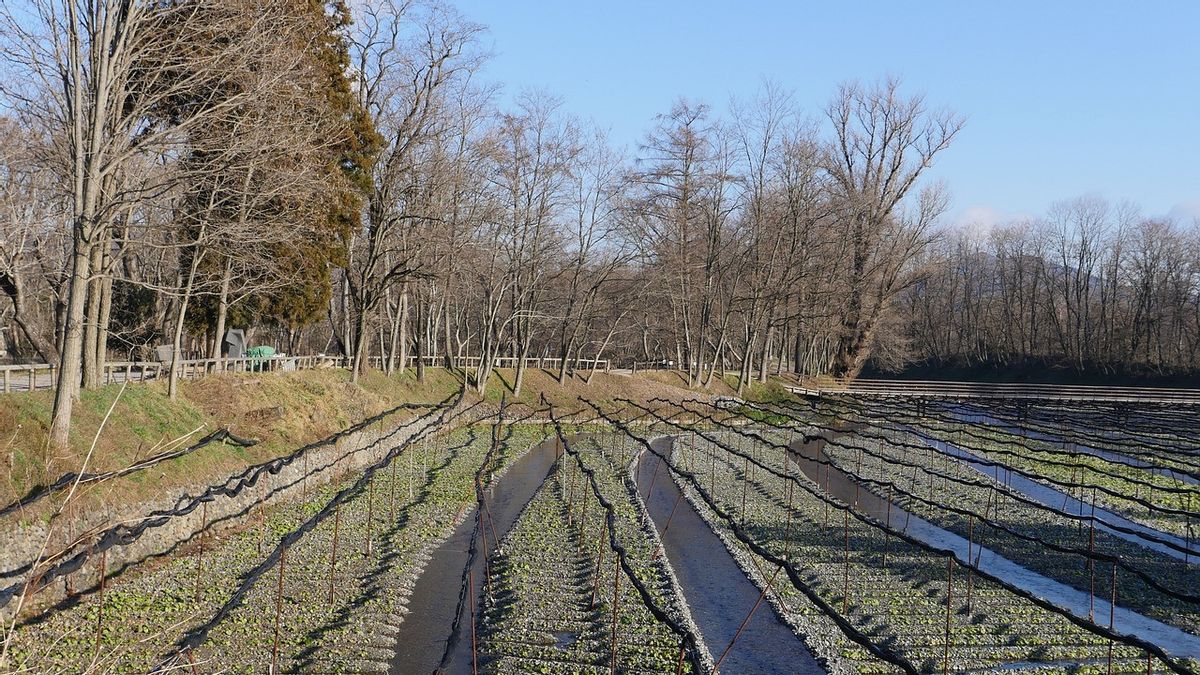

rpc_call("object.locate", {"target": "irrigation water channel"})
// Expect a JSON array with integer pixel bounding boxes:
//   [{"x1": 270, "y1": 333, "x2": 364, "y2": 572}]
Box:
[
  {"x1": 389, "y1": 431, "x2": 827, "y2": 674},
  {"x1": 637, "y1": 436, "x2": 825, "y2": 674},
  {"x1": 389, "y1": 434, "x2": 562, "y2": 673},
  {"x1": 908, "y1": 427, "x2": 1200, "y2": 562},
  {"x1": 788, "y1": 431, "x2": 1200, "y2": 661},
  {"x1": 945, "y1": 404, "x2": 1200, "y2": 487}
]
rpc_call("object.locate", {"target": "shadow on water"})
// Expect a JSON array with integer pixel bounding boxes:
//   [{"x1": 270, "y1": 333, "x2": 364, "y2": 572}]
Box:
[
  {"x1": 389, "y1": 434, "x2": 561, "y2": 674},
  {"x1": 638, "y1": 436, "x2": 826, "y2": 674}
]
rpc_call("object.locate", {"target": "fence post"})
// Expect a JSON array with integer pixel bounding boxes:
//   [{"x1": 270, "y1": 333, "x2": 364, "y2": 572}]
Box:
[
  {"x1": 28, "y1": 367, "x2": 35, "y2": 392},
  {"x1": 3, "y1": 368, "x2": 9, "y2": 393}
]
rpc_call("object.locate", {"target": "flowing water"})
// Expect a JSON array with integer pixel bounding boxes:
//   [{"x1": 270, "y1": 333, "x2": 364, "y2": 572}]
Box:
[
  {"x1": 637, "y1": 436, "x2": 826, "y2": 674},
  {"x1": 389, "y1": 436, "x2": 561, "y2": 674}
]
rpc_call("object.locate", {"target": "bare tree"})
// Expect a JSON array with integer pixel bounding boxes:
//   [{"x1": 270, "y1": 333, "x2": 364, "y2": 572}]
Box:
[
  {"x1": 823, "y1": 78, "x2": 962, "y2": 377},
  {"x1": 344, "y1": 0, "x2": 483, "y2": 382},
  {"x1": 0, "y1": 117, "x2": 62, "y2": 364},
  {"x1": 1, "y1": 0, "x2": 317, "y2": 447}
]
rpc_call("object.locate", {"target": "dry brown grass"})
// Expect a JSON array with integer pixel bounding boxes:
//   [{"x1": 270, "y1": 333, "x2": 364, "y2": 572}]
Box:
[{"x1": 0, "y1": 366, "x2": 707, "y2": 519}]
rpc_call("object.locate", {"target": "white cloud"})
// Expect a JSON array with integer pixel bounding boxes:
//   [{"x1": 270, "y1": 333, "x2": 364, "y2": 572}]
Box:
[
  {"x1": 1167, "y1": 200, "x2": 1200, "y2": 223},
  {"x1": 954, "y1": 206, "x2": 1007, "y2": 228}
]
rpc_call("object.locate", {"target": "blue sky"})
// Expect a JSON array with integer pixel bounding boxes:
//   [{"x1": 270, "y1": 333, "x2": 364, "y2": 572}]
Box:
[{"x1": 450, "y1": 1, "x2": 1200, "y2": 226}]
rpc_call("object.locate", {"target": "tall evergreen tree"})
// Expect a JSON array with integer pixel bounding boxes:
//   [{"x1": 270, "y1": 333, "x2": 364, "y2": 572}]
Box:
[{"x1": 263, "y1": 0, "x2": 383, "y2": 330}]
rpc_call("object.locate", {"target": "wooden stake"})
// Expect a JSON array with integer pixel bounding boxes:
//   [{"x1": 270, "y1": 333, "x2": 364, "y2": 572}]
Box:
[
  {"x1": 366, "y1": 480, "x2": 375, "y2": 556},
  {"x1": 469, "y1": 568, "x2": 478, "y2": 675},
  {"x1": 390, "y1": 456, "x2": 399, "y2": 521},
  {"x1": 328, "y1": 507, "x2": 340, "y2": 604},
  {"x1": 93, "y1": 548, "x2": 108, "y2": 661},
  {"x1": 272, "y1": 549, "x2": 287, "y2": 673},
  {"x1": 194, "y1": 500, "x2": 207, "y2": 600},
  {"x1": 842, "y1": 509, "x2": 850, "y2": 614},
  {"x1": 944, "y1": 557, "x2": 954, "y2": 675},
  {"x1": 740, "y1": 454, "x2": 749, "y2": 525},
  {"x1": 610, "y1": 555, "x2": 621, "y2": 675}
]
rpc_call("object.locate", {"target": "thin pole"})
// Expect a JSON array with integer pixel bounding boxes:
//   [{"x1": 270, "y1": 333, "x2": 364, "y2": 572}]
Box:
[
  {"x1": 1109, "y1": 563, "x2": 1117, "y2": 631},
  {"x1": 195, "y1": 500, "x2": 207, "y2": 600},
  {"x1": 944, "y1": 556, "x2": 954, "y2": 675},
  {"x1": 329, "y1": 506, "x2": 340, "y2": 603},
  {"x1": 469, "y1": 569, "x2": 478, "y2": 675},
  {"x1": 272, "y1": 549, "x2": 287, "y2": 673},
  {"x1": 842, "y1": 509, "x2": 850, "y2": 614},
  {"x1": 710, "y1": 439, "x2": 716, "y2": 494},
  {"x1": 589, "y1": 532, "x2": 606, "y2": 609},
  {"x1": 740, "y1": 454, "x2": 749, "y2": 524},
  {"x1": 783, "y1": 475, "x2": 795, "y2": 560},
  {"x1": 645, "y1": 451, "x2": 662, "y2": 499},
  {"x1": 366, "y1": 479, "x2": 375, "y2": 555},
  {"x1": 390, "y1": 454, "x2": 399, "y2": 521},
  {"x1": 714, "y1": 564, "x2": 783, "y2": 672},
  {"x1": 93, "y1": 548, "x2": 108, "y2": 660},
  {"x1": 661, "y1": 489, "x2": 685, "y2": 537},
  {"x1": 610, "y1": 555, "x2": 621, "y2": 675},
  {"x1": 966, "y1": 516, "x2": 974, "y2": 614}
]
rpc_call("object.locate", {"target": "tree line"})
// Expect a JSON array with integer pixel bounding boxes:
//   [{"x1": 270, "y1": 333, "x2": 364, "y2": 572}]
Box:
[
  {"x1": 0, "y1": 1, "x2": 1195, "y2": 449},
  {"x1": 903, "y1": 198, "x2": 1200, "y2": 378}
]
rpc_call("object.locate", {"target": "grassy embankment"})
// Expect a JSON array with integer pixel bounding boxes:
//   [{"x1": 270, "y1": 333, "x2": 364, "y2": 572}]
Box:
[{"x1": 0, "y1": 365, "x2": 751, "y2": 521}]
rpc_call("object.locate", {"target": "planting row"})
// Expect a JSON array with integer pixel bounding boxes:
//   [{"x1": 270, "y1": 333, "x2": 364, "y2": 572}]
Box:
[
  {"x1": 777, "y1": 396, "x2": 1199, "y2": 544},
  {"x1": 4, "y1": 412, "x2": 545, "y2": 673},
  {"x1": 610, "y1": 398, "x2": 1195, "y2": 674},
  {"x1": 850, "y1": 398, "x2": 1199, "y2": 541},
  {"x1": 476, "y1": 429, "x2": 707, "y2": 674},
  {"x1": 719, "y1": 398, "x2": 1200, "y2": 638}
]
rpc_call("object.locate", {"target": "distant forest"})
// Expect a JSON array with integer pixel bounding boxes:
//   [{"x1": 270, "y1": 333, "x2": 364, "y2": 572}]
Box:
[{"x1": 1, "y1": 1, "x2": 1197, "y2": 447}]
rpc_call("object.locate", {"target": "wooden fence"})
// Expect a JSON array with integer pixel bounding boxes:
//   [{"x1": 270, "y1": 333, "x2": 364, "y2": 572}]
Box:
[
  {"x1": 0, "y1": 354, "x2": 610, "y2": 394},
  {"x1": 784, "y1": 377, "x2": 1200, "y2": 404}
]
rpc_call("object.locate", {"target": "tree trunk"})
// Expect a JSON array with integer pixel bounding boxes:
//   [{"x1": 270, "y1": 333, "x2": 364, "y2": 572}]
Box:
[
  {"x1": 414, "y1": 296, "x2": 427, "y2": 383},
  {"x1": 168, "y1": 246, "x2": 204, "y2": 400},
  {"x1": 209, "y1": 257, "x2": 233, "y2": 361},
  {"x1": 442, "y1": 300, "x2": 454, "y2": 369},
  {"x1": 95, "y1": 270, "x2": 113, "y2": 378},
  {"x1": 340, "y1": 276, "x2": 353, "y2": 357},
  {"x1": 351, "y1": 307, "x2": 369, "y2": 383},
  {"x1": 81, "y1": 242, "x2": 105, "y2": 388},
  {"x1": 758, "y1": 324, "x2": 774, "y2": 382},
  {"x1": 557, "y1": 337, "x2": 574, "y2": 384},
  {"x1": 393, "y1": 287, "x2": 408, "y2": 375},
  {"x1": 513, "y1": 336, "x2": 531, "y2": 397},
  {"x1": 49, "y1": 240, "x2": 93, "y2": 450}
]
